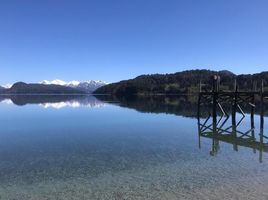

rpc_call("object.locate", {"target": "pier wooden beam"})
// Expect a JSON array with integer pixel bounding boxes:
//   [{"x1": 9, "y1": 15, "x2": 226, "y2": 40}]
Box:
[{"x1": 197, "y1": 78, "x2": 267, "y2": 161}]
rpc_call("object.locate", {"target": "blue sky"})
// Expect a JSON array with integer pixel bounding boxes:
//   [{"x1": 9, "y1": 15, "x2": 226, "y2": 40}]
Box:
[{"x1": 0, "y1": 0, "x2": 268, "y2": 85}]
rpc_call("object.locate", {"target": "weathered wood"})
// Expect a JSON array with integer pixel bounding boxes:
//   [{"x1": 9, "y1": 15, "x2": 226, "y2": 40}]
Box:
[
  {"x1": 197, "y1": 78, "x2": 267, "y2": 162},
  {"x1": 251, "y1": 94, "x2": 255, "y2": 139}
]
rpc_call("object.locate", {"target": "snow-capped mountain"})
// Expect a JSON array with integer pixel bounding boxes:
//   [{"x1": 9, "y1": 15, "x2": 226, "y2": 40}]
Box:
[
  {"x1": 40, "y1": 79, "x2": 107, "y2": 93},
  {"x1": 1, "y1": 84, "x2": 12, "y2": 89}
]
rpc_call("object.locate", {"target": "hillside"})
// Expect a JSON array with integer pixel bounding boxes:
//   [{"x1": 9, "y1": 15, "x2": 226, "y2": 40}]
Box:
[
  {"x1": 94, "y1": 70, "x2": 268, "y2": 95},
  {"x1": 2, "y1": 82, "x2": 85, "y2": 94},
  {"x1": 0, "y1": 86, "x2": 5, "y2": 92}
]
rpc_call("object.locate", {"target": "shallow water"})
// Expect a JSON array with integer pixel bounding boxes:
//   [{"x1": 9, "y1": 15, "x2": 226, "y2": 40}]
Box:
[{"x1": 0, "y1": 95, "x2": 268, "y2": 200}]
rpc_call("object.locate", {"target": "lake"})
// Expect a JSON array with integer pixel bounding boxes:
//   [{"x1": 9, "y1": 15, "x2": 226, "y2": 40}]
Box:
[{"x1": 0, "y1": 95, "x2": 268, "y2": 200}]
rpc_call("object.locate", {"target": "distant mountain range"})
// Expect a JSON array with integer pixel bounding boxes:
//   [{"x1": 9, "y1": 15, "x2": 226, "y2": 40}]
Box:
[
  {"x1": 94, "y1": 69, "x2": 268, "y2": 95},
  {"x1": 40, "y1": 79, "x2": 107, "y2": 93},
  {"x1": 2, "y1": 70, "x2": 268, "y2": 95},
  {"x1": 0, "y1": 80, "x2": 107, "y2": 94},
  {"x1": 2, "y1": 82, "x2": 84, "y2": 94}
]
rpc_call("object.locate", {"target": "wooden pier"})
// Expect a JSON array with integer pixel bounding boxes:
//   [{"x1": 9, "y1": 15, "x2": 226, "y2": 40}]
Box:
[{"x1": 197, "y1": 76, "x2": 268, "y2": 162}]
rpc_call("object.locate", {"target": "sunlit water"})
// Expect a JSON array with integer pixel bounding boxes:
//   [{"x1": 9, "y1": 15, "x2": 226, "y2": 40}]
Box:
[{"x1": 0, "y1": 95, "x2": 268, "y2": 200}]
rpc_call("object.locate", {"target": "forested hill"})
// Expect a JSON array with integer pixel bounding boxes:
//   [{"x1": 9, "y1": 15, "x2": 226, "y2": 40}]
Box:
[
  {"x1": 1, "y1": 82, "x2": 85, "y2": 94},
  {"x1": 94, "y1": 70, "x2": 268, "y2": 95}
]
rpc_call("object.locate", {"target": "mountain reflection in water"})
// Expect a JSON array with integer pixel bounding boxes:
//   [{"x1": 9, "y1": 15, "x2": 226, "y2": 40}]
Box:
[
  {"x1": 0, "y1": 95, "x2": 199, "y2": 116},
  {"x1": 0, "y1": 95, "x2": 106, "y2": 109},
  {"x1": 1, "y1": 94, "x2": 268, "y2": 116}
]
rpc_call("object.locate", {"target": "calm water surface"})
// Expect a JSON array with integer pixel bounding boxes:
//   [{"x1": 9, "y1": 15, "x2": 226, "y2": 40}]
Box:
[{"x1": 0, "y1": 95, "x2": 268, "y2": 200}]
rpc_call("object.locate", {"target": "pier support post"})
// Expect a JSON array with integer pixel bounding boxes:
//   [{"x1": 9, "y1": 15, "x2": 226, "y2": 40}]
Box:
[
  {"x1": 251, "y1": 94, "x2": 255, "y2": 138},
  {"x1": 212, "y1": 77, "x2": 218, "y2": 135},
  {"x1": 260, "y1": 80, "x2": 264, "y2": 131},
  {"x1": 231, "y1": 80, "x2": 238, "y2": 150},
  {"x1": 259, "y1": 80, "x2": 264, "y2": 163},
  {"x1": 197, "y1": 97, "x2": 201, "y2": 149}
]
